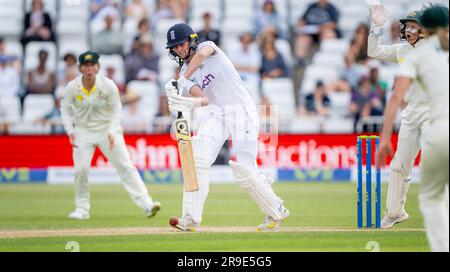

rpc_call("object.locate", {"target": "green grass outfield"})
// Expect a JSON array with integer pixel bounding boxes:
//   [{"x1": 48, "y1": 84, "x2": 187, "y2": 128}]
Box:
[{"x1": 0, "y1": 182, "x2": 428, "y2": 252}]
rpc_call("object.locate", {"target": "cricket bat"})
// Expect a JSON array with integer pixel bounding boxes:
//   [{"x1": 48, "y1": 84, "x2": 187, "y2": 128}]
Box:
[{"x1": 172, "y1": 81, "x2": 199, "y2": 192}]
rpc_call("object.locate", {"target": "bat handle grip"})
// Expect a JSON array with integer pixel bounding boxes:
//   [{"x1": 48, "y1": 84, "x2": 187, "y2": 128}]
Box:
[{"x1": 172, "y1": 81, "x2": 183, "y2": 118}]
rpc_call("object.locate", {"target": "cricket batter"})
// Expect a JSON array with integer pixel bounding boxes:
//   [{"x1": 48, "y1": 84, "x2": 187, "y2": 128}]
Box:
[
  {"x1": 61, "y1": 51, "x2": 161, "y2": 220},
  {"x1": 164, "y1": 23, "x2": 289, "y2": 232},
  {"x1": 367, "y1": 5, "x2": 430, "y2": 228},
  {"x1": 377, "y1": 5, "x2": 449, "y2": 252}
]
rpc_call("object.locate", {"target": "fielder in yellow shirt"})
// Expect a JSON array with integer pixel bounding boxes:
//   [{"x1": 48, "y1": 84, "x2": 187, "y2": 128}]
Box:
[{"x1": 61, "y1": 51, "x2": 161, "y2": 220}]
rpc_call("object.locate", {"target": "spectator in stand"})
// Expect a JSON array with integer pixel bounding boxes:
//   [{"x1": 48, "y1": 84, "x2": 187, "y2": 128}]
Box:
[
  {"x1": 327, "y1": 77, "x2": 352, "y2": 93},
  {"x1": 130, "y1": 18, "x2": 152, "y2": 54},
  {"x1": 36, "y1": 93, "x2": 65, "y2": 134},
  {"x1": 349, "y1": 76, "x2": 384, "y2": 130},
  {"x1": 105, "y1": 65, "x2": 126, "y2": 94},
  {"x1": 259, "y1": 32, "x2": 288, "y2": 79},
  {"x1": 340, "y1": 53, "x2": 364, "y2": 90},
  {"x1": 0, "y1": 37, "x2": 21, "y2": 69},
  {"x1": 229, "y1": 32, "x2": 261, "y2": 83},
  {"x1": 298, "y1": 81, "x2": 330, "y2": 116},
  {"x1": 0, "y1": 102, "x2": 8, "y2": 134},
  {"x1": 91, "y1": 14, "x2": 123, "y2": 55},
  {"x1": 121, "y1": 91, "x2": 146, "y2": 133},
  {"x1": 152, "y1": 0, "x2": 186, "y2": 28},
  {"x1": 25, "y1": 50, "x2": 56, "y2": 96},
  {"x1": 153, "y1": 94, "x2": 172, "y2": 133},
  {"x1": 125, "y1": 0, "x2": 149, "y2": 20},
  {"x1": 90, "y1": 0, "x2": 108, "y2": 19},
  {"x1": 58, "y1": 53, "x2": 79, "y2": 87},
  {"x1": 349, "y1": 23, "x2": 370, "y2": 64},
  {"x1": 125, "y1": 35, "x2": 160, "y2": 83},
  {"x1": 198, "y1": 12, "x2": 221, "y2": 47},
  {"x1": 0, "y1": 54, "x2": 21, "y2": 98},
  {"x1": 367, "y1": 63, "x2": 387, "y2": 109},
  {"x1": 90, "y1": 0, "x2": 121, "y2": 21},
  {"x1": 294, "y1": 0, "x2": 341, "y2": 66},
  {"x1": 21, "y1": 0, "x2": 55, "y2": 47},
  {"x1": 253, "y1": 0, "x2": 285, "y2": 39}
]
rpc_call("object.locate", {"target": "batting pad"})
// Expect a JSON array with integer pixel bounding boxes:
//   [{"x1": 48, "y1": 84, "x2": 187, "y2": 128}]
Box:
[
  {"x1": 229, "y1": 160, "x2": 283, "y2": 220},
  {"x1": 387, "y1": 157, "x2": 411, "y2": 218}
]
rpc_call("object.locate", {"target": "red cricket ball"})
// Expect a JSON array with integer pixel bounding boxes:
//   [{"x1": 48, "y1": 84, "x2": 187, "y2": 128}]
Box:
[{"x1": 169, "y1": 216, "x2": 179, "y2": 227}]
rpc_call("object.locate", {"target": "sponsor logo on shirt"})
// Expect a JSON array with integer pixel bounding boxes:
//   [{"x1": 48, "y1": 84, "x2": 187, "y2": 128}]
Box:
[{"x1": 202, "y1": 74, "x2": 216, "y2": 89}]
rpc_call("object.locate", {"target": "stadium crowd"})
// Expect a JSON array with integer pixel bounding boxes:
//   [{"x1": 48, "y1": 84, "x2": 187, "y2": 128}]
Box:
[{"x1": 0, "y1": 0, "x2": 448, "y2": 135}]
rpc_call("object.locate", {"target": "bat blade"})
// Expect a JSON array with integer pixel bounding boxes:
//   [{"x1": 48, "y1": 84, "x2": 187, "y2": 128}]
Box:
[{"x1": 175, "y1": 118, "x2": 199, "y2": 192}]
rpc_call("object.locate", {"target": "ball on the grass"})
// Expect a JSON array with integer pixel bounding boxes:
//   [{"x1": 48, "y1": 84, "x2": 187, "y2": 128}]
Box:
[{"x1": 169, "y1": 216, "x2": 179, "y2": 226}]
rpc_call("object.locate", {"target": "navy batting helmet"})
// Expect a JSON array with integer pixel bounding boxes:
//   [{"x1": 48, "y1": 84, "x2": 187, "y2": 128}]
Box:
[
  {"x1": 166, "y1": 23, "x2": 199, "y2": 66},
  {"x1": 166, "y1": 23, "x2": 198, "y2": 49}
]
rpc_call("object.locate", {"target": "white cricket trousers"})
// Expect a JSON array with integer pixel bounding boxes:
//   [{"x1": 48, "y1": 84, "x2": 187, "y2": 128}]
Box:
[
  {"x1": 72, "y1": 126, "x2": 153, "y2": 212},
  {"x1": 420, "y1": 118, "x2": 449, "y2": 252},
  {"x1": 386, "y1": 105, "x2": 429, "y2": 217},
  {"x1": 183, "y1": 105, "x2": 280, "y2": 223}
]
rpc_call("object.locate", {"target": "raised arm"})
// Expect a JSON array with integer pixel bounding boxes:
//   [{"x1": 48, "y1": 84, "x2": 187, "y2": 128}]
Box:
[
  {"x1": 367, "y1": 30, "x2": 400, "y2": 62},
  {"x1": 376, "y1": 76, "x2": 412, "y2": 167}
]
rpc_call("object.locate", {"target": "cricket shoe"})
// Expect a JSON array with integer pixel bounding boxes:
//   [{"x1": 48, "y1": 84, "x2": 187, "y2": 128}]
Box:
[
  {"x1": 145, "y1": 201, "x2": 161, "y2": 218},
  {"x1": 169, "y1": 216, "x2": 200, "y2": 232},
  {"x1": 257, "y1": 205, "x2": 290, "y2": 232},
  {"x1": 68, "y1": 209, "x2": 90, "y2": 220},
  {"x1": 381, "y1": 210, "x2": 410, "y2": 229}
]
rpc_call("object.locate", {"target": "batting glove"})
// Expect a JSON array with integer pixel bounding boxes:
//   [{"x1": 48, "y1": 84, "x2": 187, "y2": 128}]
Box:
[
  {"x1": 164, "y1": 79, "x2": 178, "y2": 97},
  {"x1": 177, "y1": 75, "x2": 190, "y2": 94},
  {"x1": 168, "y1": 94, "x2": 196, "y2": 113}
]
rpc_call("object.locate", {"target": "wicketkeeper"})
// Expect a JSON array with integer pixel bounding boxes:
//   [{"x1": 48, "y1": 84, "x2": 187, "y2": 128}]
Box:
[{"x1": 367, "y1": 3, "x2": 430, "y2": 228}]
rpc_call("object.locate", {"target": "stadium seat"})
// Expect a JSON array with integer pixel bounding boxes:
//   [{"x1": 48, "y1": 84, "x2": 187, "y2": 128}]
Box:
[
  {"x1": 126, "y1": 80, "x2": 161, "y2": 118},
  {"x1": 328, "y1": 91, "x2": 351, "y2": 117},
  {"x1": 22, "y1": 94, "x2": 54, "y2": 123},
  {"x1": 323, "y1": 117, "x2": 354, "y2": 133},
  {"x1": 122, "y1": 18, "x2": 139, "y2": 55},
  {"x1": 9, "y1": 122, "x2": 52, "y2": 134},
  {"x1": 289, "y1": 116, "x2": 324, "y2": 134},
  {"x1": 224, "y1": 6, "x2": 254, "y2": 19},
  {"x1": 222, "y1": 18, "x2": 252, "y2": 41},
  {"x1": 58, "y1": 39, "x2": 89, "y2": 58},
  {"x1": 59, "y1": 0, "x2": 89, "y2": 19},
  {"x1": 25, "y1": 0, "x2": 57, "y2": 19},
  {"x1": 0, "y1": 14, "x2": 22, "y2": 39},
  {"x1": 190, "y1": 0, "x2": 222, "y2": 24},
  {"x1": 261, "y1": 78, "x2": 296, "y2": 122},
  {"x1": 4, "y1": 40, "x2": 23, "y2": 59},
  {"x1": 320, "y1": 39, "x2": 350, "y2": 54},
  {"x1": 244, "y1": 78, "x2": 261, "y2": 105},
  {"x1": 312, "y1": 52, "x2": 345, "y2": 69},
  {"x1": 158, "y1": 55, "x2": 178, "y2": 80},
  {"x1": 303, "y1": 65, "x2": 338, "y2": 85},
  {"x1": 0, "y1": 96, "x2": 21, "y2": 123}
]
